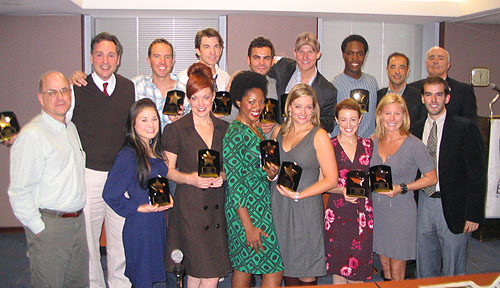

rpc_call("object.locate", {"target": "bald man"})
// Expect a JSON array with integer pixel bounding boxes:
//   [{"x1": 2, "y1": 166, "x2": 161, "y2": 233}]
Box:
[
  {"x1": 8, "y1": 71, "x2": 88, "y2": 288},
  {"x1": 409, "y1": 46, "x2": 477, "y2": 122}
]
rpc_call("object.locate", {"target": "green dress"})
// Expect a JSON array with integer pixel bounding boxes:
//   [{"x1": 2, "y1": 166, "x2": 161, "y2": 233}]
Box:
[{"x1": 223, "y1": 120, "x2": 284, "y2": 274}]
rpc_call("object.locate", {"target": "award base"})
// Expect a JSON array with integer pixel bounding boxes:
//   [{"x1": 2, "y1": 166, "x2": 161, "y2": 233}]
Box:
[
  {"x1": 152, "y1": 194, "x2": 171, "y2": 206},
  {"x1": 347, "y1": 187, "x2": 368, "y2": 198},
  {"x1": 200, "y1": 167, "x2": 219, "y2": 178},
  {"x1": 373, "y1": 183, "x2": 391, "y2": 192}
]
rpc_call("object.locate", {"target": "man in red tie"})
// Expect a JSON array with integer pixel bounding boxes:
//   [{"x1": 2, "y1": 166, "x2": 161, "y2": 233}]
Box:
[{"x1": 69, "y1": 32, "x2": 135, "y2": 288}]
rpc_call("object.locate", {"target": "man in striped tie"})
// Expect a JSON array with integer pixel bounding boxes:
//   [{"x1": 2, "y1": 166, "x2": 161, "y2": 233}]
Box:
[{"x1": 411, "y1": 77, "x2": 486, "y2": 278}]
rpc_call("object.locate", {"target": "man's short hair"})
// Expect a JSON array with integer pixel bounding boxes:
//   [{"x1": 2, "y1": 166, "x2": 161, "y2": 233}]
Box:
[
  {"x1": 148, "y1": 38, "x2": 174, "y2": 58},
  {"x1": 295, "y1": 32, "x2": 320, "y2": 52},
  {"x1": 91, "y1": 32, "x2": 123, "y2": 56},
  {"x1": 247, "y1": 36, "x2": 275, "y2": 58},
  {"x1": 195, "y1": 28, "x2": 224, "y2": 50},
  {"x1": 387, "y1": 52, "x2": 410, "y2": 67},
  {"x1": 421, "y1": 76, "x2": 450, "y2": 95},
  {"x1": 341, "y1": 34, "x2": 369, "y2": 54}
]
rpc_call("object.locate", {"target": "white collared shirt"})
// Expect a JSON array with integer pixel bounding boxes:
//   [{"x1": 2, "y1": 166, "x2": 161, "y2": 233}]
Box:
[
  {"x1": 8, "y1": 111, "x2": 86, "y2": 234},
  {"x1": 422, "y1": 110, "x2": 446, "y2": 191},
  {"x1": 92, "y1": 72, "x2": 116, "y2": 95}
]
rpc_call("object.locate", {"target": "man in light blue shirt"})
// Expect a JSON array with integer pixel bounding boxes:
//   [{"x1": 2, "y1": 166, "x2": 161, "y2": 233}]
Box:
[
  {"x1": 8, "y1": 71, "x2": 88, "y2": 288},
  {"x1": 133, "y1": 38, "x2": 186, "y2": 130},
  {"x1": 332, "y1": 34, "x2": 378, "y2": 138}
]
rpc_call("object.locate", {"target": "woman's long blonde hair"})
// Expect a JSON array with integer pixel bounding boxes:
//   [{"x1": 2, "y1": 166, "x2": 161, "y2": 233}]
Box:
[
  {"x1": 280, "y1": 83, "x2": 321, "y2": 136},
  {"x1": 375, "y1": 93, "x2": 410, "y2": 140}
]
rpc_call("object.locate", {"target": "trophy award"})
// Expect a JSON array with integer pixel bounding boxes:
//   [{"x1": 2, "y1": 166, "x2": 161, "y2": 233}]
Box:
[
  {"x1": 198, "y1": 149, "x2": 221, "y2": 178},
  {"x1": 148, "y1": 176, "x2": 171, "y2": 206},
  {"x1": 277, "y1": 161, "x2": 302, "y2": 192},
  {"x1": 212, "y1": 91, "x2": 232, "y2": 116},
  {"x1": 260, "y1": 99, "x2": 279, "y2": 123},
  {"x1": 280, "y1": 93, "x2": 288, "y2": 117},
  {"x1": 259, "y1": 140, "x2": 280, "y2": 168},
  {"x1": 0, "y1": 111, "x2": 20, "y2": 142},
  {"x1": 163, "y1": 90, "x2": 185, "y2": 116},
  {"x1": 350, "y1": 89, "x2": 369, "y2": 113},
  {"x1": 369, "y1": 165, "x2": 393, "y2": 192},
  {"x1": 346, "y1": 170, "x2": 369, "y2": 198}
]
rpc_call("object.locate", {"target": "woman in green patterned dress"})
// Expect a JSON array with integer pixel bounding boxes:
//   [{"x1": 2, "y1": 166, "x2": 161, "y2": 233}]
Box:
[{"x1": 223, "y1": 71, "x2": 284, "y2": 287}]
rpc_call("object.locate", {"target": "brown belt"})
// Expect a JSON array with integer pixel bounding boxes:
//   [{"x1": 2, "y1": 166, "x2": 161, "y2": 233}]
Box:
[{"x1": 39, "y1": 208, "x2": 83, "y2": 218}]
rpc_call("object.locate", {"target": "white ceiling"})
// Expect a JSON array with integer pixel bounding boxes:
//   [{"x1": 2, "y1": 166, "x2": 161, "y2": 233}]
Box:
[{"x1": 1, "y1": 0, "x2": 500, "y2": 25}]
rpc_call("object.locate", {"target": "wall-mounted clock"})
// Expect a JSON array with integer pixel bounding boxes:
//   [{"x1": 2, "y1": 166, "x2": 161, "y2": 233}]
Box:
[{"x1": 470, "y1": 67, "x2": 490, "y2": 87}]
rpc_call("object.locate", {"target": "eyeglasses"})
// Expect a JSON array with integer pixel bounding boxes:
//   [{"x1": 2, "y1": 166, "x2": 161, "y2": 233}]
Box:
[{"x1": 39, "y1": 87, "x2": 71, "y2": 97}]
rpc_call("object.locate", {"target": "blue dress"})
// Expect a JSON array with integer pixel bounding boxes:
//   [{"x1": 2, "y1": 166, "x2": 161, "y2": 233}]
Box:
[{"x1": 103, "y1": 146, "x2": 168, "y2": 288}]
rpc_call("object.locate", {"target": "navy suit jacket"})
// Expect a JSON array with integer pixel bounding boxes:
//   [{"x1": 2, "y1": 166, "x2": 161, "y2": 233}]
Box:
[
  {"x1": 409, "y1": 77, "x2": 477, "y2": 123},
  {"x1": 268, "y1": 57, "x2": 337, "y2": 133},
  {"x1": 411, "y1": 113, "x2": 486, "y2": 234},
  {"x1": 377, "y1": 85, "x2": 426, "y2": 125}
]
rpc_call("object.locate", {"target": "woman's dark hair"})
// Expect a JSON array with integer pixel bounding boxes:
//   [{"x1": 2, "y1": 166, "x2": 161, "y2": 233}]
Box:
[
  {"x1": 186, "y1": 63, "x2": 214, "y2": 99},
  {"x1": 124, "y1": 98, "x2": 165, "y2": 188},
  {"x1": 229, "y1": 71, "x2": 268, "y2": 108}
]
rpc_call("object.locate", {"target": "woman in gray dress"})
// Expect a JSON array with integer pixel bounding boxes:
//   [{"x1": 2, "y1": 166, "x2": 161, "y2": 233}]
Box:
[
  {"x1": 371, "y1": 94, "x2": 437, "y2": 281},
  {"x1": 271, "y1": 84, "x2": 338, "y2": 286}
]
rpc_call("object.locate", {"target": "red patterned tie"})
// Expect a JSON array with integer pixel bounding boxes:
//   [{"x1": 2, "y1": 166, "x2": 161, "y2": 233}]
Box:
[{"x1": 103, "y1": 82, "x2": 109, "y2": 97}]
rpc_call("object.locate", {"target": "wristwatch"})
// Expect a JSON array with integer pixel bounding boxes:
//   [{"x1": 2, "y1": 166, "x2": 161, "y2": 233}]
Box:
[{"x1": 400, "y1": 183, "x2": 408, "y2": 195}]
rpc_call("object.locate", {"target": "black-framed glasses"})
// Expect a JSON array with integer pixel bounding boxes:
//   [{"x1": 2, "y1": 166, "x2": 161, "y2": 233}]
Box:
[{"x1": 39, "y1": 87, "x2": 71, "y2": 97}]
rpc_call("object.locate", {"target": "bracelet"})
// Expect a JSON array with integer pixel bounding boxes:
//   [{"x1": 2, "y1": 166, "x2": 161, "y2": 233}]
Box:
[
  {"x1": 267, "y1": 174, "x2": 278, "y2": 182},
  {"x1": 294, "y1": 192, "x2": 299, "y2": 202}
]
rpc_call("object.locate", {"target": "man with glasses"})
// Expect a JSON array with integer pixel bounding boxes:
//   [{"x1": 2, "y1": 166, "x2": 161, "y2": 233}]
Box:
[{"x1": 8, "y1": 71, "x2": 88, "y2": 288}]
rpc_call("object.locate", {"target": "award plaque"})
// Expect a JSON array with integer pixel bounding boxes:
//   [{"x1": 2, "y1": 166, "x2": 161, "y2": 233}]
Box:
[
  {"x1": 163, "y1": 90, "x2": 185, "y2": 116},
  {"x1": 148, "y1": 176, "x2": 171, "y2": 206},
  {"x1": 198, "y1": 149, "x2": 221, "y2": 178},
  {"x1": 212, "y1": 91, "x2": 232, "y2": 116},
  {"x1": 369, "y1": 165, "x2": 393, "y2": 192},
  {"x1": 350, "y1": 89, "x2": 369, "y2": 113},
  {"x1": 0, "y1": 111, "x2": 20, "y2": 142},
  {"x1": 346, "y1": 170, "x2": 369, "y2": 198},
  {"x1": 277, "y1": 161, "x2": 302, "y2": 192},
  {"x1": 260, "y1": 99, "x2": 279, "y2": 123},
  {"x1": 280, "y1": 93, "x2": 288, "y2": 117},
  {"x1": 259, "y1": 140, "x2": 280, "y2": 168}
]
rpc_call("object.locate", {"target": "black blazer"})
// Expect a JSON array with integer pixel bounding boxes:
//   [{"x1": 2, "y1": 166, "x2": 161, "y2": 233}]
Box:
[
  {"x1": 268, "y1": 57, "x2": 337, "y2": 133},
  {"x1": 409, "y1": 77, "x2": 477, "y2": 123},
  {"x1": 377, "y1": 85, "x2": 426, "y2": 125},
  {"x1": 411, "y1": 113, "x2": 486, "y2": 234}
]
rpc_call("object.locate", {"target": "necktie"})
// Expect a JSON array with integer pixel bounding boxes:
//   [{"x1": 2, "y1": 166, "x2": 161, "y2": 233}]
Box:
[
  {"x1": 213, "y1": 74, "x2": 218, "y2": 91},
  {"x1": 423, "y1": 121, "x2": 437, "y2": 196},
  {"x1": 103, "y1": 82, "x2": 109, "y2": 97}
]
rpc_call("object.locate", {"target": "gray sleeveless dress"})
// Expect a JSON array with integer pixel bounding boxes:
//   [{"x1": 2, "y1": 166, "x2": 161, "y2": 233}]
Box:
[{"x1": 271, "y1": 126, "x2": 327, "y2": 278}]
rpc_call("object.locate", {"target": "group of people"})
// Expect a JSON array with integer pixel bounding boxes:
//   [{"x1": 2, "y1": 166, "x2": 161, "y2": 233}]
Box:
[{"x1": 5, "y1": 26, "x2": 486, "y2": 288}]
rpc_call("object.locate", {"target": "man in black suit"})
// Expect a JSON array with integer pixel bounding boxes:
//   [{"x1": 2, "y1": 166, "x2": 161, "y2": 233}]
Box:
[
  {"x1": 409, "y1": 46, "x2": 477, "y2": 122},
  {"x1": 377, "y1": 52, "x2": 424, "y2": 124},
  {"x1": 411, "y1": 77, "x2": 486, "y2": 278},
  {"x1": 268, "y1": 32, "x2": 337, "y2": 133}
]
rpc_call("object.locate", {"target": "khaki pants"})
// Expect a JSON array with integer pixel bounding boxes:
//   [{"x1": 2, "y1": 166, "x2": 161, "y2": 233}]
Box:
[{"x1": 26, "y1": 212, "x2": 89, "y2": 288}]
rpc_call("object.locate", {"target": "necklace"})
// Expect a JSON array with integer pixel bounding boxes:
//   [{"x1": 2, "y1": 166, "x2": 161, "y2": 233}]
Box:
[{"x1": 236, "y1": 116, "x2": 265, "y2": 141}]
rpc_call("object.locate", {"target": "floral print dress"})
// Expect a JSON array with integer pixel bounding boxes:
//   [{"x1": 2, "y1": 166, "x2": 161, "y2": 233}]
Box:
[{"x1": 324, "y1": 136, "x2": 373, "y2": 281}]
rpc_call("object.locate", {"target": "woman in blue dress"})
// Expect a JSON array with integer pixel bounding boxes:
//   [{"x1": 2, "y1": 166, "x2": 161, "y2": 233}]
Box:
[{"x1": 103, "y1": 98, "x2": 173, "y2": 288}]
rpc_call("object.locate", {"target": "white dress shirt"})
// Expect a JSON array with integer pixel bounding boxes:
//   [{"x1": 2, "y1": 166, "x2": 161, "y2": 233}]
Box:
[{"x1": 8, "y1": 111, "x2": 86, "y2": 234}]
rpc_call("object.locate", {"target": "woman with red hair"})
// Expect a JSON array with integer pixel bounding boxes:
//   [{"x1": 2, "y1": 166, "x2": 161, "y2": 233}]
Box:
[{"x1": 162, "y1": 63, "x2": 232, "y2": 287}]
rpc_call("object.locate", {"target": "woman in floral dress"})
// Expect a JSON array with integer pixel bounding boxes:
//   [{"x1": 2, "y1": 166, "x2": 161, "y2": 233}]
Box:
[{"x1": 324, "y1": 99, "x2": 374, "y2": 284}]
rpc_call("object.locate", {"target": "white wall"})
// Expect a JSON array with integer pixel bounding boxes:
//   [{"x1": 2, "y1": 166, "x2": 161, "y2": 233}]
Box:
[{"x1": 321, "y1": 20, "x2": 432, "y2": 88}]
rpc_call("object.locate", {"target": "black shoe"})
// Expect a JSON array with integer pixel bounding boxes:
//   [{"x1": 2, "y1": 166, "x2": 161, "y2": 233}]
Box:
[{"x1": 250, "y1": 274, "x2": 256, "y2": 287}]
